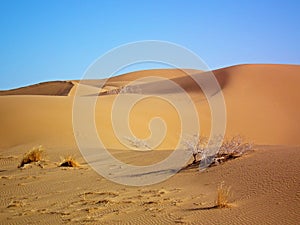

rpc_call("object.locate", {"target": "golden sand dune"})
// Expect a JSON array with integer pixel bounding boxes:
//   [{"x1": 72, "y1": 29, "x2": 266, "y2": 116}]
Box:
[
  {"x1": 1, "y1": 64, "x2": 299, "y2": 148},
  {"x1": 0, "y1": 64, "x2": 299, "y2": 224},
  {"x1": 0, "y1": 81, "x2": 74, "y2": 96},
  {"x1": 216, "y1": 64, "x2": 300, "y2": 145},
  {"x1": 95, "y1": 64, "x2": 300, "y2": 146}
]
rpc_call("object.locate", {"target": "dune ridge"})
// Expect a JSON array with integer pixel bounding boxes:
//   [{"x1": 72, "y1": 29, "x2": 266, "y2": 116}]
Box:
[{"x1": 0, "y1": 81, "x2": 74, "y2": 96}]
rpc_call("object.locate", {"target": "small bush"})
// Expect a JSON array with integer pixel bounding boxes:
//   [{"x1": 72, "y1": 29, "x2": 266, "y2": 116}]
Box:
[
  {"x1": 120, "y1": 85, "x2": 142, "y2": 94},
  {"x1": 59, "y1": 156, "x2": 80, "y2": 167},
  {"x1": 18, "y1": 146, "x2": 44, "y2": 168},
  {"x1": 124, "y1": 136, "x2": 151, "y2": 150},
  {"x1": 216, "y1": 182, "x2": 231, "y2": 208},
  {"x1": 216, "y1": 136, "x2": 253, "y2": 163},
  {"x1": 183, "y1": 135, "x2": 207, "y2": 163},
  {"x1": 184, "y1": 135, "x2": 253, "y2": 166}
]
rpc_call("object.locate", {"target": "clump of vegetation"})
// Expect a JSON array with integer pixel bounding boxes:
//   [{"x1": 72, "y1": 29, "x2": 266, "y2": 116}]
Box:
[
  {"x1": 120, "y1": 84, "x2": 142, "y2": 94},
  {"x1": 216, "y1": 182, "x2": 231, "y2": 208},
  {"x1": 124, "y1": 136, "x2": 151, "y2": 150},
  {"x1": 59, "y1": 156, "x2": 80, "y2": 167},
  {"x1": 183, "y1": 135, "x2": 208, "y2": 164},
  {"x1": 18, "y1": 146, "x2": 44, "y2": 168},
  {"x1": 184, "y1": 135, "x2": 253, "y2": 166},
  {"x1": 216, "y1": 136, "x2": 253, "y2": 163}
]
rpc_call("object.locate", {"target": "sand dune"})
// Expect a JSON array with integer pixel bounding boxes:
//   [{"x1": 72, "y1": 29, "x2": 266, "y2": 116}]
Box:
[
  {"x1": 0, "y1": 81, "x2": 74, "y2": 96},
  {"x1": 216, "y1": 64, "x2": 300, "y2": 145},
  {"x1": 1, "y1": 64, "x2": 299, "y2": 148},
  {"x1": 0, "y1": 64, "x2": 299, "y2": 224}
]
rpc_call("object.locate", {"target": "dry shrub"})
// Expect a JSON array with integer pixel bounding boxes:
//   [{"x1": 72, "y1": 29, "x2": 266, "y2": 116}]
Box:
[
  {"x1": 124, "y1": 136, "x2": 151, "y2": 150},
  {"x1": 18, "y1": 146, "x2": 44, "y2": 168},
  {"x1": 216, "y1": 182, "x2": 231, "y2": 208},
  {"x1": 59, "y1": 156, "x2": 80, "y2": 167},
  {"x1": 216, "y1": 136, "x2": 253, "y2": 163},
  {"x1": 184, "y1": 135, "x2": 253, "y2": 166},
  {"x1": 183, "y1": 135, "x2": 208, "y2": 163}
]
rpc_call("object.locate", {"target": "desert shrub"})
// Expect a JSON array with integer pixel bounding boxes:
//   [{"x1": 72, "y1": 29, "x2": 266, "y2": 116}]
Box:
[
  {"x1": 124, "y1": 136, "x2": 151, "y2": 150},
  {"x1": 107, "y1": 88, "x2": 121, "y2": 94},
  {"x1": 216, "y1": 136, "x2": 253, "y2": 164},
  {"x1": 59, "y1": 156, "x2": 80, "y2": 167},
  {"x1": 216, "y1": 182, "x2": 231, "y2": 208},
  {"x1": 183, "y1": 134, "x2": 208, "y2": 163},
  {"x1": 184, "y1": 135, "x2": 253, "y2": 166},
  {"x1": 18, "y1": 146, "x2": 44, "y2": 168},
  {"x1": 120, "y1": 85, "x2": 142, "y2": 94},
  {"x1": 101, "y1": 84, "x2": 142, "y2": 95}
]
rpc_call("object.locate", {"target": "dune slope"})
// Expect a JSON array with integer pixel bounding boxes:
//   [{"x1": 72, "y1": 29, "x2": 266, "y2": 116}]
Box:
[
  {"x1": 0, "y1": 81, "x2": 73, "y2": 96},
  {"x1": 1, "y1": 64, "x2": 300, "y2": 148},
  {"x1": 0, "y1": 64, "x2": 299, "y2": 224}
]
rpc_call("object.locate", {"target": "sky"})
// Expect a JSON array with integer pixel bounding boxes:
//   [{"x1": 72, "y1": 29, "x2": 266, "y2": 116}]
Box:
[{"x1": 0, "y1": 0, "x2": 300, "y2": 90}]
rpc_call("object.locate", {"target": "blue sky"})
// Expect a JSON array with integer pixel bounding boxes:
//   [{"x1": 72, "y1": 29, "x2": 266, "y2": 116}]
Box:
[{"x1": 0, "y1": 0, "x2": 300, "y2": 89}]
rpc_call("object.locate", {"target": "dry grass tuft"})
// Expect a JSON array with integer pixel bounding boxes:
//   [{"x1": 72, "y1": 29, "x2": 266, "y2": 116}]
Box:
[
  {"x1": 59, "y1": 156, "x2": 80, "y2": 167},
  {"x1": 18, "y1": 146, "x2": 44, "y2": 168},
  {"x1": 216, "y1": 182, "x2": 231, "y2": 208}
]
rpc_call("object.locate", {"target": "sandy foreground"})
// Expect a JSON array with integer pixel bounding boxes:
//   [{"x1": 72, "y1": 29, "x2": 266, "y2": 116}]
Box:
[{"x1": 0, "y1": 64, "x2": 299, "y2": 224}]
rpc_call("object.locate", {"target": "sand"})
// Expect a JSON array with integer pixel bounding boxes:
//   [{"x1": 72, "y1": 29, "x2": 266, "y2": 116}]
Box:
[{"x1": 0, "y1": 64, "x2": 299, "y2": 224}]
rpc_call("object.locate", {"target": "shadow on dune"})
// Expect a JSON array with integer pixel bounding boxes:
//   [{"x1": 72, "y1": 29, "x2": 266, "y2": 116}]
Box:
[
  {"x1": 78, "y1": 69, "x2": 230, "y2": 101},
  {"x1": 185, "y1": 205, "x2": 219, "y2": 211},
  {"x1": 119, "y1": 168, "x2": 179, "y2": 178}
]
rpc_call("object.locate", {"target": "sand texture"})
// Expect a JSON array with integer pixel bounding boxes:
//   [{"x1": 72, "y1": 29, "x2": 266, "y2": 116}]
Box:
[{"x1": 0, "y1": 64, "x2": 299, "y2": 224}]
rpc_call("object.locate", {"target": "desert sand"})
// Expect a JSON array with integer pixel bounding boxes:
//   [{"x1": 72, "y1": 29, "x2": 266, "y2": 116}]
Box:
[{"x1": 0, "y1": 64, "x2": 299, "y2": 224}]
